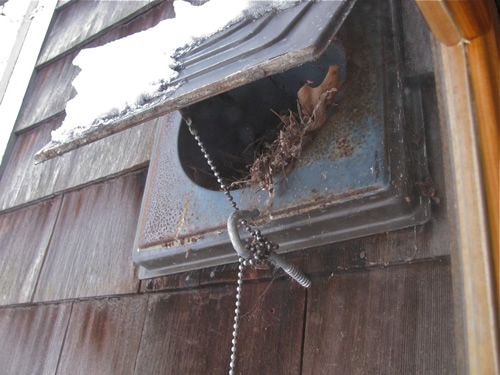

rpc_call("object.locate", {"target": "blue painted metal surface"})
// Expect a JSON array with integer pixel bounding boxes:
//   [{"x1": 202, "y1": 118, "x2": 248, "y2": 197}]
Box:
[{"x1": 133, "y1": 0, "x2": 431, "y2": 278}]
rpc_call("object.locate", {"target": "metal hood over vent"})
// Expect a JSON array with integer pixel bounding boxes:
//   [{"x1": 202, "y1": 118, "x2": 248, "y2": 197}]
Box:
[
  {"x1": 35, "y1": 0, "x2": 356, "y2": 162},
  {"x1": 132, "y1": 0, "x2": 433, "y2": 278}
]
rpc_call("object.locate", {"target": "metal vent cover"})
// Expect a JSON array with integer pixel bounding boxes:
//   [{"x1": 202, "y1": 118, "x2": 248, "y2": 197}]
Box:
[
  {"x1": 133, "y1": 0, "x2": 432, "y2": 278},
  {"x1": 36, "y1": 0, "x2": 356, "y2": 161}
]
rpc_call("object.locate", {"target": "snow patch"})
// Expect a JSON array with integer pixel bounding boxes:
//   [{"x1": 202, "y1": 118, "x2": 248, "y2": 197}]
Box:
[{"x1": 52, "y1": 0, "x2": 298, "y2": 144}]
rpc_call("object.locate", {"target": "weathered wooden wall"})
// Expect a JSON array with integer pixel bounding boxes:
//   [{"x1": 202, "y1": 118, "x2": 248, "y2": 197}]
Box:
[{"x1": 0, "y1": 0, "x2": 460, "y2": 374}]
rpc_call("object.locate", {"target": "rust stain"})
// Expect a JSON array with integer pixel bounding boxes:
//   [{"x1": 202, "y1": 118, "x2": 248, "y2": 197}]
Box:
[
  {"x1": 144, "y1": 185, "x2": 381, "y2": 251},
  {"x1": 73, "y1": 194, "x2": 84, "y2": 217},
  {"x1": 79, "y1": 304, "x2": 109, "y2": 353},
  {"x1": 257, "y1": 185, "x2": 381, "y2": 223},
  {"x1": 174, "y1": 187, "x2": 193, "y2": 240}
]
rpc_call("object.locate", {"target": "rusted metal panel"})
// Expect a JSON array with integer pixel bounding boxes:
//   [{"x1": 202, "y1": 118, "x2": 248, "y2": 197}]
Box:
[
  {"x1": 33, "y1": 171, "x2": 146, "y2": 302},
  {"x1": 134, "y1": 280, "x2": 305, "y2": 374},
  {"x1": 15, "y1": 0, "x2": 175, "y2": 132},
  {"x1": 133, "y1": 0, "x2": 432, "y2": 278},
  {"x1": 0, "y1": 302, "x2": 72, "y2": 375},
  {"x1": 302, "y1": 260, "x2": 456, "y2": 375},
  {"x1": 35, "y1": 0, "x2": 357, "y2": 161},
  {"x1": 56, "y1": 296, "x2": 148, "y2": 375},
  {"x1": 0, "y1": 114, "x2": 156, "y2": 213},
  {"x1": 37, "y1": 0, "x2": 158, "y2": 66},
  {"x1": 0, "y1": 197, "x2": 61, "y2": 305}
]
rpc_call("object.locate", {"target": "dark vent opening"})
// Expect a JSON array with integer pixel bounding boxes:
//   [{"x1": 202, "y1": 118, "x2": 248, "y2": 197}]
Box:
[{"x1": 178, "y1": 42, "x2": 346, "y2": 191}]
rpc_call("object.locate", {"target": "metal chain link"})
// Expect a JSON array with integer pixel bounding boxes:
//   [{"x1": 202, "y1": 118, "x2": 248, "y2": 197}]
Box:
[
  {"x1": 184, "y1": 115, "x2": 309, "y2": 375},
  {"x1": 185, "y1": 116, "x2": 279, "y2": 259},
  {"x1": 229, "y1": 257, "x2": 244, "y2": 375},
  {"x1": 185, "y1": 116, "x2": 277, "y2": 375}
]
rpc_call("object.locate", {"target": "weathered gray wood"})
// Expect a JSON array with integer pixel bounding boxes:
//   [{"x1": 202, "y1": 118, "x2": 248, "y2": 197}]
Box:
[
  {"x1": 33, "y1": 171, "x2": 146, "y2": 302},
  {"x1": 0, "y1": 302, "x2": 72, "y2": 375},
  {"x1": 15, "y1": 0, "x2": 175, "y2": 132},
  {"x1": 134, "y1": 280, "x2": 305, "y2": 374},
  {"x1": 15, "y1": 52, "x2": 78, "y2": 132},
  {"x1": 0, "y1": 115, "x2": 156, "y2": 212},
  {"x1": 0, "y1": 197, "x2": 61, "y2": 305},
  {"x1": 302, "y1": 259, "x2": 456, "y2": 375},
  {"x1": 56, "y1": 296, "x2": 148, "y2": 375},
  {"x1": 38, "y1": 0, "x2": 157, "y2": 66}
]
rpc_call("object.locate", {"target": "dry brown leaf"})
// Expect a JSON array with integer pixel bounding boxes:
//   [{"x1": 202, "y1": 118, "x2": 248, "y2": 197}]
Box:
[{"x1": 297, "y1": 65, "x2": 343, "y2": 117}]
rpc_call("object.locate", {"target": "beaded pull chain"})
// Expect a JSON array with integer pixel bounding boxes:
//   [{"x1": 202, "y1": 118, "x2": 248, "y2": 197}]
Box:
[{"x1": 183, "y1": 115, "x2": 310, "y2": 375}]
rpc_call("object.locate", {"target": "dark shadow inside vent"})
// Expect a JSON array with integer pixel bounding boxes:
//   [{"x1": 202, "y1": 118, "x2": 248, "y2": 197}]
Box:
[{"x1": 178, "y1": 42, "x2": 346, "y2": 191}]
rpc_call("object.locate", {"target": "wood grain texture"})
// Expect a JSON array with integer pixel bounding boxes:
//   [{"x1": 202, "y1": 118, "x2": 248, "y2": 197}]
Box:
[
  {"x1": 15, "y1": 0, "x2": 175, "y2": 132},
  {"x1": 15, "y1": 52, "x2": 78, "y2": 132},
  {"x1": 0, "y1": 302, "x2": 72, "y2": 375},
  {"x1": 0, "y1": 197, "x2": 61, "y2": 305},
  {"x1": 415, "y1": 1, "x2": 461, "y2": 45},
  {"x1": 0, "y1": 114, "x2": 156, "y2": 213},
  {"x1": 134, "y1": 280, "x2": 305, "y2": 375},
  {"x1": 417, "y1": 0, "x2": 499, "y2": 352},
  {"x1": 56, "y1": 296, "x2": 148, "y2": 375},
  {"x1": 302, "y1": 260, "x2": 456, "y2": 375},
  {"x1": 37, "y1": 0, "x2": 156, "y2": 66},
  {"x1": 466, "y1": 15, "x2": 499, "y2": 306},
  {"x1": 33, "y1": 171, "x2": 146, "y2": 302},
  {"x1": 436, "y1": 39, "x2": 499, "y2": 374},
  {"x1": 445, "y1": 0, "x2": 491, "y2": 40}
]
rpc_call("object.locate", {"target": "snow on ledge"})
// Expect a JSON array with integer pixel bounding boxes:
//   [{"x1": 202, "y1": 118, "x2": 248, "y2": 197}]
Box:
[{"x1": 49, "y1": 0, "x2": 298, "y2": 146}]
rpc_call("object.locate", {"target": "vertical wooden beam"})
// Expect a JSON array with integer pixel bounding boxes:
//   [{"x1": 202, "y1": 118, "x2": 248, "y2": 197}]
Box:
[
  {"x1": 414, "y1": 1, "x2": 462, "y2": 45},
  {"x1": 440, "y1": 42, "x2": 499, "y2": 374},
  {"x1": 464, "y1": 3, "x2": 500, "y2": 307},
  {"x1": 416, "y1": 0, "x2": 499, "y2": 373},
  {"x1": 445, "y1": 0, "x2": 492, "y2": 40}
]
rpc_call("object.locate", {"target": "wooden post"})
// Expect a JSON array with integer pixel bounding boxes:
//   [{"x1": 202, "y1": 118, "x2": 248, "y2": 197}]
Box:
[{"x1": 415, "y1": 0, "x2": 499, "y2": 373}]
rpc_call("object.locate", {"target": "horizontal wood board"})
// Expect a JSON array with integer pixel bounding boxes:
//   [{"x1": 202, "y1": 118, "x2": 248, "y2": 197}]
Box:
[
  {"x1": 302, "y1": 259, "x2": 456, "y2": 374},
  {"x1": 0, "y1": 197, "x2": 61, "y2": 305},
  {"x1": 0, "y1": 259, "x2": 455, "y2": 374},
  {"x1": 33, "y1": 171, "x2": 146, "y2": 302},
  {"x1": 0, "y1": 302, "x2": 72, "y2": 375},
  {"x1": 134, "y1": 280, "x2": 306, "y2": 374},
  {"x1": 37, "y1": 0, "x2": 157, "y2": 66},
  {"x1": 15, "y1": 0, "x2": 175, "y2": 132},
  {"x1": 56, "y1": 296, "x2": 148, "y2": 375},
  {"x1": 0, "y1": 114, "x2": 156, "y2": 213}
]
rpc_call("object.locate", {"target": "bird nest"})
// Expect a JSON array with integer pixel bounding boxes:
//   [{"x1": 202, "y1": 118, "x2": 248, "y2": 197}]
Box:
[{"x1": 232, "y1": 65, "x2": 344, "y2": 194}]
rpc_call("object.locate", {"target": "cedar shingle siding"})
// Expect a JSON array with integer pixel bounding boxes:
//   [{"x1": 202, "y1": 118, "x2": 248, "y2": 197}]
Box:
[{"x1": 0, "y1": 1, "x2": 458, "y2": 373}]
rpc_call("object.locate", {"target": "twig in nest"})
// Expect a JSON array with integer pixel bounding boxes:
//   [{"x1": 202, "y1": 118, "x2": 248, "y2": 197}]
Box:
[{"x1": 235, "y1": 65, "x2": 344, "y2": 194}]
